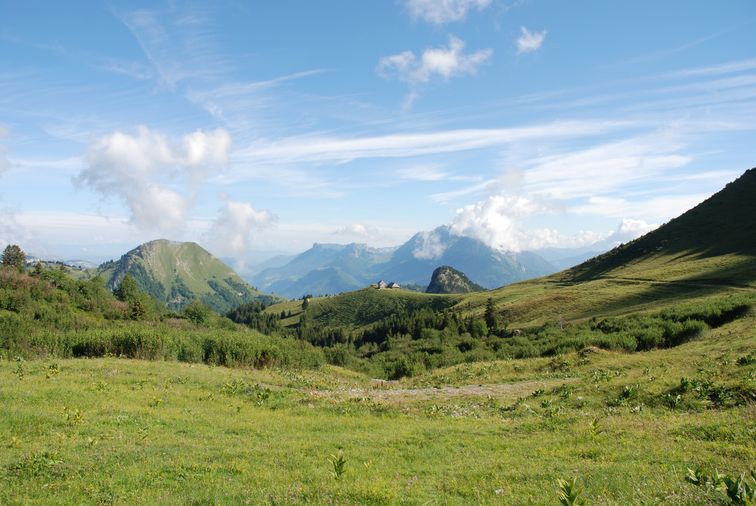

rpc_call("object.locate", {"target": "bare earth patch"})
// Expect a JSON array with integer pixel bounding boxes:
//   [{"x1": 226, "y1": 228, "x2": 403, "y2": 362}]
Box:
[{"x1": 311, "y1": 378, "x2": 576, "y2": 403}]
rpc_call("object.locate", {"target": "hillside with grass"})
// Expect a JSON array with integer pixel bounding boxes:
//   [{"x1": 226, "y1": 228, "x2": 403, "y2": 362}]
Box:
[
  {"x1": 565, "y1": 167, "x2": 756, "y2": 285},
  {"x1": 97, "y1": 239, "x2": 274, "y2": 313}
]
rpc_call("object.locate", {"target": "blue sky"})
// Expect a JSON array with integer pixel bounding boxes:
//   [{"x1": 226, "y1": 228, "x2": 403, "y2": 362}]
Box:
[{"x1": 1, "y1": 0, "x2": 755, "y2": 264}]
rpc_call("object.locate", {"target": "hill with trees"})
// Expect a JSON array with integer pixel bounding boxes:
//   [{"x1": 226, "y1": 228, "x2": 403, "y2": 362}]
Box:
[{"x1": 425, "y1": 266, "x2": 485, "y2": 294}]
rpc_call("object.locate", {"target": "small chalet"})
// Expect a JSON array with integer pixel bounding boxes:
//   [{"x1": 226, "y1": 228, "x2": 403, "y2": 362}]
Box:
[{"x1": 387, "y1": 282, "x2": 400, "y2": 289}]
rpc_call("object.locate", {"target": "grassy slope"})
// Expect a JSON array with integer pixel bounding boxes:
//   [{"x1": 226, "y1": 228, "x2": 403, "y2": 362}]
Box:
[
  {"x1": 99, "y1": 240, "x2": 249, "y2": 294},
  {"x1": 2, "y1": 313, "x2": 753, "y2": 504}
]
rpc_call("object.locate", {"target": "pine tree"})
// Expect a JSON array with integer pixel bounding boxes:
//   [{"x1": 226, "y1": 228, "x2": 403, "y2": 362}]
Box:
[
  {"x1": 115, "y1": 275, "x2": 139, "y2": 302},
  {"x1": 2, "y1": 244, "x2": 26, "y2": 271}
]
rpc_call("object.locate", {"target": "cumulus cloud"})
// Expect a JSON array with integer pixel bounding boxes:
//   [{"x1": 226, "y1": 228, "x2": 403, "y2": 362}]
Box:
[
  {"x1": 333, "y1": 223, "x2": 378, "y2": 237},
  {"x1": 446, "y1": 192, "x2": 659, "y2": 252},
  {"x1": 516, "y1": 27, "x2": 547, "y2": 54},
  {"x1": 404, "y1": 0, "x2": 492, "y2": 24},
  {"x1": 413, "y1": 229, "x2": 448, "y2": 259},
  {"x1": 206, "y1": 198, "x2": 276, "y2": 256},
  {"x1": 450, "y1": 195, "x2": 545, "y2": 252},
  {"x1": 378, "y1": 35, "x2": 492, "y2": 84},
  {"x1": 604, "y1": 218, "x2": 658, "y2": 246},
  {"x1": 76, "y1": 126, "x2": 231, "y2": 232}
]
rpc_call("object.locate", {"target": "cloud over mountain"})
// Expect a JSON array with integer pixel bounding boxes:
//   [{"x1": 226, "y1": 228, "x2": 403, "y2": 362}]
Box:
[{"x1": 206, "y1": 197, "x2": 276, "y2": 256}]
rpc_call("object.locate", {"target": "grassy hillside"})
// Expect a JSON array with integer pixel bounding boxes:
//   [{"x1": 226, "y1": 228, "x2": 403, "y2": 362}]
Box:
[
  {"x1": 565, "y1": 167, "x2": 756, "y2": 285},
  {"x1": 97, "y1": 239, "x2": 274, "y2": 313},
  {"x1": 1, "y1": 310, "x2": 753, "y2": 504}
]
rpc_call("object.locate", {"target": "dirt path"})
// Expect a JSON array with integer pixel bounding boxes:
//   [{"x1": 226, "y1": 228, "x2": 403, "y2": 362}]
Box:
[{"x1": 313, "y1": 378, "x2": 576, "y2": 402}]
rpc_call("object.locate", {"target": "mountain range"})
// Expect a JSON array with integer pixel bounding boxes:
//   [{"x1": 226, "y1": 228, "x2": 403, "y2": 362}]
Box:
[{"x1": 248, "y1": 226, "x2": 584, "y2": 299}]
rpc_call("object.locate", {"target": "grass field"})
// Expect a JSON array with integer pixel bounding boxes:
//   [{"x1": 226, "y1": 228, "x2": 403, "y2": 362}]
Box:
[{"x1": 2, "y1": 311, "x2": 753, "y2": 504}]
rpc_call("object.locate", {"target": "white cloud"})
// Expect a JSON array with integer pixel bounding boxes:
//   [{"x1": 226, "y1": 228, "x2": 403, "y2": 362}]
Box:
[
  {"x1": 76, "y1": 126, "x2": 231, "y2": 232},
  {"x1": 333, "y1": 223, "x2": 378, "y2": 237},
  {"x1": 378, "y1": 35, "x2": 492, "y2": 85},
  {"x1": 446, "y1": 193, "x2": 660, "y2": 252},
  {"x1": 516, "y1": 27, "x2": 547, "y2": 54},
  {"x1": 605, "y1": 218, "x2": 657, "y2": 245},
  {"x1": 450, "y1": 195, "x2": 545, "y2": 252},
  {"x1": 397, "y1": 164, "x2": 449, "y2": 181},
  {"x1": 413, "y1": 229, "x2": 448, "y2": 259},
  {"x1": 233, "y1": 119, "x2": 627, "y2": 167},
  {"x1": 206, "y1": 198, "x2": 276, "y2": 256},
  {"x1": 523, "y1": 133, "x2": 693, "y2": 199},
  {"x1": 573, "y1": 193, "x2": 707, "y2": 222},
  {"x1": 0, "y1": 208, "x2": 28, "y2": 252},
  {"x1": 404, "y1": 0, "x2": 492, "y2": 24}
]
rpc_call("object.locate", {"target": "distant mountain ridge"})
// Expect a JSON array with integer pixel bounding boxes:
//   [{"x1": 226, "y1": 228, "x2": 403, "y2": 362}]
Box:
[
  {"x1": 97, "y1": 239, "x2": 273, "y2": 312},
  {"x1": 250, "y1": 226, "x2": 558, "y2": 298}
]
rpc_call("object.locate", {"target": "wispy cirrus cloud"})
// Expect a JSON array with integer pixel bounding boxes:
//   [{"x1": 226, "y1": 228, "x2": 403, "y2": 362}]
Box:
[
  {"x1": 403, "y1": 0, "x2": 492, "y2": 24},
  {"x1": 515, "y1": 27, "x2": 547, "y2": 54},
  {"x1": 233, "y1": 119, "x2": 628, "y2": 167},
  {"x1": 119, "y1": 6, "x2": 227, "y2": 87}
]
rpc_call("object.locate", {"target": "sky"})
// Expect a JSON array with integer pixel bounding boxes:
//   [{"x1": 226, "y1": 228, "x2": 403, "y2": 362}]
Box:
[{"x1": 1, "y1": 0, "x2": 755, "y2": 266}]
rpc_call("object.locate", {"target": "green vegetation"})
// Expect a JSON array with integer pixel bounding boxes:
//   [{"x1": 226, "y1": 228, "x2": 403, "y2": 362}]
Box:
[
  {"x1": 0, "y1": 265, "x2": 323, "y2": 370},
  {"x1": 425, "y1": 265, "x2": 484, "y2": 294},
  {"x1": 2, "y1": 244, "x2": 26, "y2": 271},
  {"x1": 1, "y1": 309, "x2": 753, "y2": 504},
  {"x1": 96, "y1": 239, "x2": 275, "y2": 313}
]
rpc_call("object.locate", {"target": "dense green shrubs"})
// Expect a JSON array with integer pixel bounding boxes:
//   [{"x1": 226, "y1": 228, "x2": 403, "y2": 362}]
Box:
[
  {"x1": 0, "y1": 266, "x2": 324, "y2": 370},
  {"x1": 3, "y1": 322, "x2": 324, "y2": 369},
  {"x1": 304, "y1": 293, "x2": 753, "y2": 379}
]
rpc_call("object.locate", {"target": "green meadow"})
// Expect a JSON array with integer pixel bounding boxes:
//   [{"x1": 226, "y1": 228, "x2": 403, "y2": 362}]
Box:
[{"x1": 1, "y1": 310, "x2": 753, "y2": 505}]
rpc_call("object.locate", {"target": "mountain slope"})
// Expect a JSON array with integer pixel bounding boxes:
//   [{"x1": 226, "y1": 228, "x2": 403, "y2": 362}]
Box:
[
  {"x1": 251, "y1": 243, "x2": 394, "y2": 298},
  {"x1": 456, "y1": 168, "x2": 756, "y2": 327},
  {"x1": 564, "y1": 167, "x2": 756, "y2": 285},
  {"x1": 380, "y1": 226, "x2": 555, "y2": 288},
  {"x1": 426, "y1": 266, "x2": 485, "y2": 294},
  {"x1": 98, "y1": 239, "x2": 273, "y2": 312}
]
